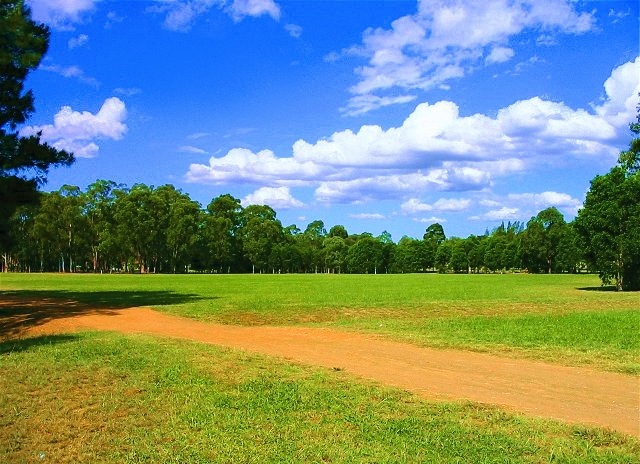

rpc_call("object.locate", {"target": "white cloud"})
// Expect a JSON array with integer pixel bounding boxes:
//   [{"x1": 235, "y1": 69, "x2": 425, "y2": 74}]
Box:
[
  {"x1": 27, "y1": 0, "x2": 98, "y2": 28},
  {"x1": 413, "y1": 216, "x2": 446, "y2": 224},
  {"x1": 242, "y1": 186, "x2": 304, "y2": 209},
  {"x1": 40, "y1": 63, "x2": 99, "y2": 87},
  {"x1": 186, "y1": 58, "x2": 638, "y2": 206},
  {"x1": 471, "y1": 190, "x2": 583, "y2": 223},
  {"x1": 68, "y1": 34, "x2": 89, "y2": 49},
  {"x1": 186, "y1": 148, "x2": 324, "y2": 185},
  {"x1": 149, "y1": 0, "x2": 280, "y2": 30},
  {"x1": 229, "y1": 0, "x2": 280, "y2": 21},
  {"x1": 340, "y1": 94, "x2": 417, "y2": 117},
  {"x1": 401, "y1": 197, "x2": 471, "y2": 214},
  {"x1": 507, "y1": 191, "x2": 582, "y2": 216},
  {"x1": 149, "y1": 0, "x2": 222, "y2": 32},
  {"x1": 486, "y1": 46, "x2": 514, "y2": 64},
  {"x1": 21, "y1": 97, "x2": 127, "y2": 158},
  {"x1": 595, "y1": 57, "x2": 640, "y2": 129},
  {"x1": 187, "y1": 132, "x2": 212, "y2": 140},
  {"x1": 114, "y1": 87, "x2": 142, "y2": 97},
  {"x1": 341, "y1": 0, "x2": 595, "y2": 113},
  {"x1": 472, "y1": 207, "x2": 520, "y2": 221},
  {"x1": 285, "y1": 23, "x2": 302, "y2": 38},
  {"x1": 608, "y1": 8, "x2": 630, "y2": 23},
  {"x1": 179, "y1": 145, "x2": 209, "y2": 155},
  {"x1": 350, "y1": 213, "x2": 385, "y2": 220}
]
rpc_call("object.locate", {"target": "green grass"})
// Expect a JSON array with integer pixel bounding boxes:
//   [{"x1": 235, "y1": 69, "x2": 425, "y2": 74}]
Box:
[
  {"x1": 1, "y1": 331, "x2": 638, "y2": 463},
  {"x1": 2, "y1": 273, "x2": 639, "y2": 372}
]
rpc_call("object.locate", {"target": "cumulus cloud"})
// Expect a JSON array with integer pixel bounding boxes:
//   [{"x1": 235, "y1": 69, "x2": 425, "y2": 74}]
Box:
[
  {"x1": 486, "y1": 46, "x2": 514, "y2": 64},
  {"x1": 21, "y1": 97, "x2": 127, "y2": 158},
  {"x1": 472, "y1": 206, "x2": 520, "y2": 221},
  {"x1": 340, "y1": 0, "x2": 595, "y2": 114},
  {"x1": 507, "y1": 191, "x2": 582, "y2": 216},
  {"x1": 242, "y1": 186, "x2": 304, "y2": 209},
  {"x1": 27, "y1": 0, "x2": 97, "y2": 28},
  {"x1": 401, "y1": 197, "x2": 471, "y2": 214},
  {"x1": 470, "y1": 190, "x2": 582, "y2": 223},
  {"x1": 186, "y1": 148, "x2": 324, "y2": 185},
  {"x1": 186, "y1": 58, "x2": 639, "y2": 206}
]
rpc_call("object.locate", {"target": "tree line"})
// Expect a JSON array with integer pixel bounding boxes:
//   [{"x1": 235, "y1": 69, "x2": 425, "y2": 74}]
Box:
[{"x1": 0, "y1": 180, "x2": 596, "y2": 277}]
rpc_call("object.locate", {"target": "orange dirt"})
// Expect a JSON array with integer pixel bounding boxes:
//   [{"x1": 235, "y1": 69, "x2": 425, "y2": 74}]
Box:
[{"x1": 1, "y1": 296, "x2": 638, "y2": 437}]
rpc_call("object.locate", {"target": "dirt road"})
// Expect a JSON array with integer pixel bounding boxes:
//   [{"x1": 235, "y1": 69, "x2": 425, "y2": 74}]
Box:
[{"x1": 2, "y1": 297, "x2": 638, "y2": 437}]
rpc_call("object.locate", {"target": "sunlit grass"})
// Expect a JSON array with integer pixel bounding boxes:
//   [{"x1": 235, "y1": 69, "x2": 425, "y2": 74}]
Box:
[
  {"x1": 1, "y1": 332, "x2": 638, "y2": 463},
  {"x1": 2, "y1": 273, "x2": 639, "y2": 373}
]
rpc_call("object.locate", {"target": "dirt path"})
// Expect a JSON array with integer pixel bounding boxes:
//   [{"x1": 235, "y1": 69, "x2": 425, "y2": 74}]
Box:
[{"x1": 2, "y1": 298, "x2": 638, "y2": 437}]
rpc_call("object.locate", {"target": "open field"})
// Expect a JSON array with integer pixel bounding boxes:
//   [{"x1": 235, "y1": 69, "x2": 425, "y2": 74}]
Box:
[
  {"x1": 2, "y1": 331, "x2": 639, "y2": 463},
  {"x1": 1, "y1": 273, "x2": 639, "y2": 373},
  {"x1": 1, "y1": 273, "x2": 639, "y2": 462}
]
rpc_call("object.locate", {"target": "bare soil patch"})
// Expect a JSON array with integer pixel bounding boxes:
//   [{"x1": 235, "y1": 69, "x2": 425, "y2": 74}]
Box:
[{"x1": 2, "y1": 296, "x2": 638, "y2": 437}]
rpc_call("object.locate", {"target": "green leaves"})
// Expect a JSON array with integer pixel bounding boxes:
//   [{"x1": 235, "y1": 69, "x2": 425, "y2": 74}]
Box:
[{"x1": 576, "y1": 149, "x2": 640, "y2": 291}]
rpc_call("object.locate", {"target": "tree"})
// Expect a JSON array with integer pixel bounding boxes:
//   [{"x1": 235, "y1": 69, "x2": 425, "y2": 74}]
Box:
[
  {"x1": 434, "y1": 239, "x2": 453, "y2": 273},
  {"x1": 322, "y1": 236, "x2": 347, "y2": 273},
  {"x1": 84, "y1": 180, "x2": 121, "y2": 272},
  {"x1": 391, "y1": 236, "x2": 424, "y2": 273},
  {"x1": 575, "y1": 155, "x2": 640, "y2": 290},
  {"x1": 239, "y1": 205, "x2": 284, "y2": 273},
  {"x1": 1, "y1": 1, "x2": 74, "y2": 248},
  {"x1": 423, "y1": 223, "x2": 446, "y2": 270},
  {"x1": 31, "y1": 187, "x2": 89, "y2": 272},
  {"x1": 156, "y1": 185, "x2": 201, "y2": 273},
  {"x1": 576, "y1": 112, "x2": 640, "y2": 290},
  {"x1": 555, "y1": 223, "x2": 583, "y2": 273},
  {"x1": 328, "y1": 224, "x2": 348, "y2": 239},
  {"x1": 302, "y1": 220, "x2": 326, "y2": 272},
  {"x1": 347, "y1": 236, "x2": 384, "y2": 274},
  {"x1": 203, "y1": 194, "x2": 244, "y2": 272},
  {"x1": 521, "y1": 208, "x2": 566, "y2": 273}
]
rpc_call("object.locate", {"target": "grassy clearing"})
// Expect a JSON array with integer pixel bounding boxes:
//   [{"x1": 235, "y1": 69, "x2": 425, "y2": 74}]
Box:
[
  {"x1": 1, "y1": 273, "x2": 638, "y2": 373},
  {"x1": 1, "y1": 331, "x2": 638, "y2": 463}
]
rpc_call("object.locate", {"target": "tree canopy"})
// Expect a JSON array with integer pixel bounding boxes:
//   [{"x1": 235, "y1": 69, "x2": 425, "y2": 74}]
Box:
[
  {"x1": 0, "y1": 0, "x2": 74, "y2": 248},
  {"x1": 575, "y1": 119, "x2": 640, "y2": 291}
]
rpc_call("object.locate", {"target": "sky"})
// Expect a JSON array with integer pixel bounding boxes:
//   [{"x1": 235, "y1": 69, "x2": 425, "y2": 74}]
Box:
[{"x1": 21, "y1": 0, "x2": 640, "y2": 241}]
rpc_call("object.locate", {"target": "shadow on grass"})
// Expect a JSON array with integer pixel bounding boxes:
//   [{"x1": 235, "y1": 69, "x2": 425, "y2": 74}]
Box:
[
  {"x1": 577, "y1": 286, "x2": 618, "y2": 292},
  {"x1": 0, "y1": 333, "x2": 81, "y2": 354},
  {"x1": 0, "y1": 289, "x2": 211, "y2": 339}
]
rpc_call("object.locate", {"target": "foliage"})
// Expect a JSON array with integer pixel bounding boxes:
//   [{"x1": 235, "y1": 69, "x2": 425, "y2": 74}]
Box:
[
  {"x1": 0, "y1": 180, "x2": 589, "y2": 275},
  {"x1": 0, "y1": 1, "x2": 73, "y2": 248},
  {"x1": 576, "y1": 126, "x2": 640, "y2": 291}
]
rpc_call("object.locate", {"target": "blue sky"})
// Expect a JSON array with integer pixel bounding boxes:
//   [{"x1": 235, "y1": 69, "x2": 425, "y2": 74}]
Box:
[{"x1": 22, "y1": 0, "x2": 640, "y2": 241}]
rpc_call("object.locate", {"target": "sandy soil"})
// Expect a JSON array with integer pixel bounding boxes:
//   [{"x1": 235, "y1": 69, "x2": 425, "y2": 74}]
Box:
[{"x1": 1, "y1": 296, "x2": 638, "y2": 437}]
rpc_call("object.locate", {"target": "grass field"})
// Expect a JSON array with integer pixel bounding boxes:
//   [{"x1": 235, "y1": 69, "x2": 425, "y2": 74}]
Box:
[
  {"x1": 2, "y1": 273, "x2": 639, "y2": 373},
  {"x1": 1, "y1": 273, "x2": 639, "y2": 462}
]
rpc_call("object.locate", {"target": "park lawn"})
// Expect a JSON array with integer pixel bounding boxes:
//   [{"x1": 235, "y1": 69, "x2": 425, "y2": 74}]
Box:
[
  {"x1": 1, "y1": 331, "x2": 638, "y2": 463},
  {"x1": 1, "y1": 272, "x2": 638, "y2": 373}
]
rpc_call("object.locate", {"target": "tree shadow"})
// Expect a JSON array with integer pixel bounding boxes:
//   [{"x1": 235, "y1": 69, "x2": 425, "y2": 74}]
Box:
[
  {"x1": 0, "y1": 289, "x2": 212, "y2": 339},
  {"x1": 0, "y1": 333, "x2": 81, "y2": 354},
  {"x1": 576, "y1": 286, "x2": 618, "y2": 292}
]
